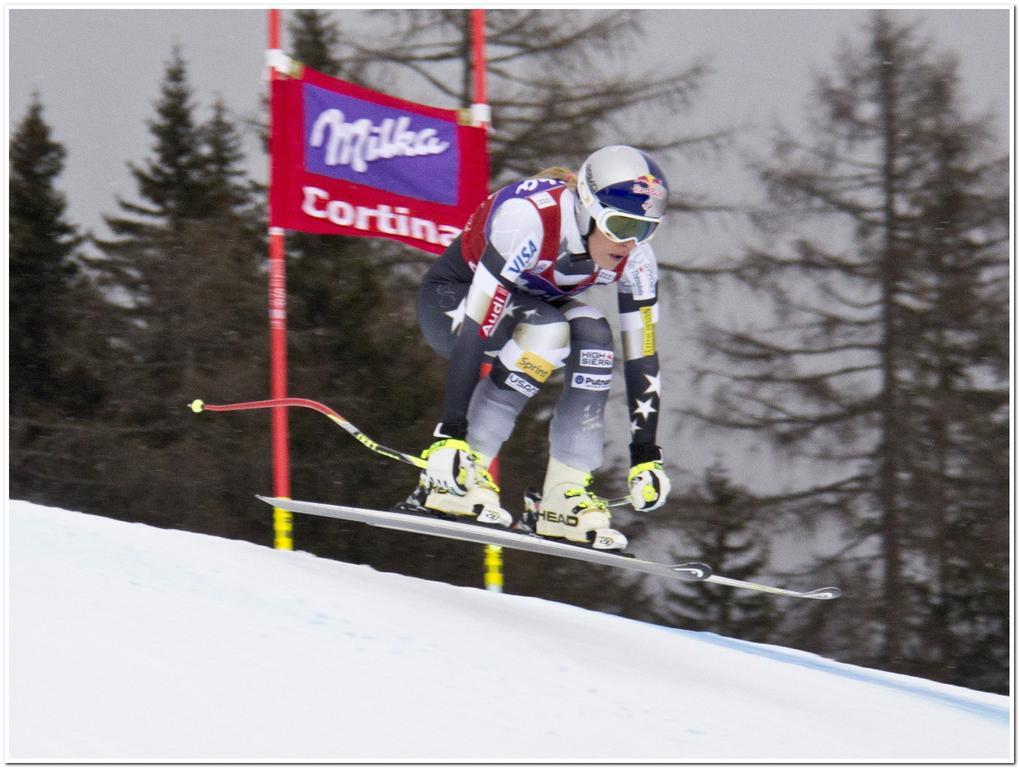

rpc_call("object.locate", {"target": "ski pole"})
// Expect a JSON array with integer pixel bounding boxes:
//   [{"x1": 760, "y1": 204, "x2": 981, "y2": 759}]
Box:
[
  {"x1": 190, "y1": 397, "x2": 634, "y2": 508},
  {"x1": 189, "y1": 397, "x2": 427, "y2": 470}
]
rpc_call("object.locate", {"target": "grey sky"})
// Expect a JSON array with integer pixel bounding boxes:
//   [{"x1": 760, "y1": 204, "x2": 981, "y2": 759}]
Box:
[{"x1": 8, "y1": 7, "x2": 1011, "y2": 250}]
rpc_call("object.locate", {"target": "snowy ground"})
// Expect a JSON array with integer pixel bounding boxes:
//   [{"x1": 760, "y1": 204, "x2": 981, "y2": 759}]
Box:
[{"x1": 7, "y1": 500, "x2": 1012, "y2": 762}]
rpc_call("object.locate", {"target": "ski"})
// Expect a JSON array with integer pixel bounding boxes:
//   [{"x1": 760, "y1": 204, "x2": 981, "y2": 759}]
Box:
[
  {"x1": 701, "y1": 574, "x2": 841, "y2": 601},
  {"x1": 257, "y1": 496, "x2": 710, "y2": 583},
  {"x1": 258, "y1": 496, "x2": 843, "y2": 600}
]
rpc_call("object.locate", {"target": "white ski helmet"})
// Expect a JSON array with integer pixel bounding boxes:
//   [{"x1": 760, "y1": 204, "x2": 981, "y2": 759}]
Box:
[{"x1": 575, "y1": 145, "x2": 669, "y2": 245}]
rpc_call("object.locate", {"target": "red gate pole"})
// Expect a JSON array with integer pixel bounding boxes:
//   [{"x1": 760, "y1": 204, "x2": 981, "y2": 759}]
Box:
[
  {"x1": 471, "y1": 9, "x2": 490, "y2": 130},
  {"x1": 267, "y1": 9, "x2": 293, "y2": 550},
  {"x1": 471, "y1": 9, "x2": 501, "y2": 592}
]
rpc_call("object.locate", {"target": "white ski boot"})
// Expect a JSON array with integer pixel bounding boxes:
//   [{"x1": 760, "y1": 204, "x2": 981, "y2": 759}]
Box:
[
  {"x1": 422, "y1": 447, "x2": 512, "y2": 527},
  {"x1": 537, "y1": 457, "x2": 628, "y2": 550}
]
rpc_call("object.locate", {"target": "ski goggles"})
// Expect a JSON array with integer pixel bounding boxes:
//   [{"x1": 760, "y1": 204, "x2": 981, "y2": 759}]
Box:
[{"x1": 595, "y1": 210, "x2": 661, "y2": 245}]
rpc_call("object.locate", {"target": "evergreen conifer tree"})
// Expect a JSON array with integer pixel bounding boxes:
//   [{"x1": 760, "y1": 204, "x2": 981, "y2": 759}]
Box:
[
  {"x1": 9, "y1": 94, "x2": 113, "y2": 510},
  {"x1": 10, "y1": 94, "x2": 82, "y2": 406},
  {"x1": 89, "y1": 48, "x2": 271, "y2": 538},
  {"x1": 201, "y1": 98, "x2": 257, "y2": 217}
]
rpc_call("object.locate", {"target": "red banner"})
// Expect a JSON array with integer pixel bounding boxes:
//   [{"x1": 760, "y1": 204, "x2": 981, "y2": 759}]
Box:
[{"x1": 270, "y1": 65, "x2": 489, "y2": 254}]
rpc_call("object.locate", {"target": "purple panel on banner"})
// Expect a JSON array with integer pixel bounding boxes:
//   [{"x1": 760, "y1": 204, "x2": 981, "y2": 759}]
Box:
[{"x1": 303, "y1": 83, "x2": 460, "y2": 205}]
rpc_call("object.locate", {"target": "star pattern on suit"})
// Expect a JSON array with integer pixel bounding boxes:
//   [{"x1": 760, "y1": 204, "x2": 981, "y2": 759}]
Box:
[
  {"x1": 630, "y1": 373, "x2": 660, "y2": 435},
  {"x1": 445, "y1": 298, "x2": 466, "y2": 334}
]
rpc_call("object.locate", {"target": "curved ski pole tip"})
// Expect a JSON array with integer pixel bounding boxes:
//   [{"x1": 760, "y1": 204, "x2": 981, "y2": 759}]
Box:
[
  {"x1": 190, "y1": 399, "x2": 205, "y2": 413},
  {"x1": 808, "y1": 587, "x2": 842, "y2": 600},
  {"x1": 672, "y1": 562, "x2": 712, "y2": 579}
]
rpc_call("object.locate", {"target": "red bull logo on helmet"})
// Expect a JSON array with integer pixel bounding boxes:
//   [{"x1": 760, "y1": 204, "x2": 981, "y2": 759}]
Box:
[{"x1": 632, "y1": 174, "x2": 667, "y2": 200}]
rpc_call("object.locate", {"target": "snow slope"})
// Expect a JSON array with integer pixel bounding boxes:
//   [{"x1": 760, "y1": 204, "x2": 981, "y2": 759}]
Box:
[{"x1": 7, "y1": 500, "x2": 1012, "y2": 762}]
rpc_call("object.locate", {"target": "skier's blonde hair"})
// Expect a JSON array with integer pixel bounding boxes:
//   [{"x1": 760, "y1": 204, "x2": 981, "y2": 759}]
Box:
[{"x1": 530, "y1": 166, "x2": 577, "y2": 189}]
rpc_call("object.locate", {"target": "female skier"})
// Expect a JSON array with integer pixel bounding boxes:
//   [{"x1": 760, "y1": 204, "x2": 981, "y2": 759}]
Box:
[{"x1": 409, "y1": 145, "x2": 671, "y2": 550}]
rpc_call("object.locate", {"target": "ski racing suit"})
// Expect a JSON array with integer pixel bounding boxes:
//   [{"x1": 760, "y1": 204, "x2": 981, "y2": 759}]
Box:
[{"x1": 417, "y1": 176, "x2": 663, "y2": 472}]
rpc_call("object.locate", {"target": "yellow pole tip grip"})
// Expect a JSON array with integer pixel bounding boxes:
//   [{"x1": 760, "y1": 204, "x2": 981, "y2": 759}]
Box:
[{"x1": 190, "y1": 399, "x2": 205, "y2": 413}]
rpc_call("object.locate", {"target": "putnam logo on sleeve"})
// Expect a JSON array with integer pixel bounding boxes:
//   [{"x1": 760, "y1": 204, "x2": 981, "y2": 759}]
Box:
[{"x1": 571, "y1": 373, "x2": 612, "y2": 391}]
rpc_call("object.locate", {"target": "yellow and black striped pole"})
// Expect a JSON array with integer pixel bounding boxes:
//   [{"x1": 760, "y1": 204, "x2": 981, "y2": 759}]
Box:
[
  {"x1": 484, "y1": 545, "x2": 503, "y2": 593},
  {"x1": 274, "y1": 504, "x2": 293, "y2": 550}
]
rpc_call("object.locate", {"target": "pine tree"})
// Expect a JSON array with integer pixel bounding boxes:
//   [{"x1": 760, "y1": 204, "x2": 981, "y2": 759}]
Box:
[
  {"x1": 125, "y1": 46, "x2": 209, "y2": 224},
  {"x1": 9, "y1": 94, "x2": 83, "y2": 407},
  {"x1": 87, "y1": 48, "x2": 271, "y2": 538},
  {"x1": 200, "y1": 97, "x2": 257, "y2": 217},
  {"x1": 9, "y1": 94, "x2": 119, "y2": 513},
  {"x1": 690, "y1": 12, "x2": 1008, "y2": 689},
  {"x1": 289, "y1": 9, "x2": 349, "y2": 80}
]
